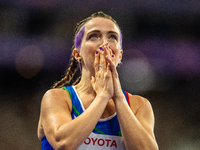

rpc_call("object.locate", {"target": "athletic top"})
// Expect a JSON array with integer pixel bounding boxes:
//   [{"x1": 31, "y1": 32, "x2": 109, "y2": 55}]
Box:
[{"x1": 41, "y1": 86, "x2": 130, "y2": 150}]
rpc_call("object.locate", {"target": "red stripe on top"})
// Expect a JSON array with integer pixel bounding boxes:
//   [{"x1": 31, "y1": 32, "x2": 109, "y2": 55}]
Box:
[{"x1": 126, "y1": 92, "x2": 130, "y2": 107}]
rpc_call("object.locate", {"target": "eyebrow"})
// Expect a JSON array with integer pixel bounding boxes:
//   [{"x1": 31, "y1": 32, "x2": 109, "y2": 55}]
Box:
[{"x1": 87, "y1": 30, "x2": 119, "y2": 36}]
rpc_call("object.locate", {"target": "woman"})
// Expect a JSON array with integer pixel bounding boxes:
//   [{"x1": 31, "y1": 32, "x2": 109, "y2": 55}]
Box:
[{"x1": 37, "y1": 11, "x2": 159, "y2": 150}]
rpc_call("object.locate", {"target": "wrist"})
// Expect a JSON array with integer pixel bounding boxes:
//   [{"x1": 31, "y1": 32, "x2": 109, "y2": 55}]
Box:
[
  {"x1": 96, "y1": 92, "x2": 111, "y2": 102},
  {"x1": 113, "y1": 91, "x2": 124, "y2": 102}
]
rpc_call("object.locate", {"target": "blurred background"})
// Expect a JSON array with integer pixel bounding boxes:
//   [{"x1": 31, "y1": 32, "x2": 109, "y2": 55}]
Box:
[{"x1": 1, "y1": 0, "x2": 200, "y2": 149}]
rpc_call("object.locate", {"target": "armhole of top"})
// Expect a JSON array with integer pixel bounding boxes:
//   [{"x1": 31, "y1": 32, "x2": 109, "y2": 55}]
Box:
[{"x1": 126, "y1": 92, "x2": 130, "y2": 107}]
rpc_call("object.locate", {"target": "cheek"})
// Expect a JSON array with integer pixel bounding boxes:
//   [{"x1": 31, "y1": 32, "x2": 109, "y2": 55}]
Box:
[
  {"x1": 85, "y1": 42, "x2": 99, "y2": 52},
  {"x1": 111, "y1": 45, "x2": 121, "y2": 65},
  {"x1": 111, "y1": 43, "x2": 121, "y2": 56},
  {"x1": 81, "y1": 44, "x2": 97, "y2": 63}
]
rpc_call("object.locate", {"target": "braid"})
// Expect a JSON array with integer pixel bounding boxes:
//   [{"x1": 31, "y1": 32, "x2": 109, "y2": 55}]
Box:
[
  {"x1": 52, "y1": 57, "x2": 78, "y2": 88},
  {"x1": 72, "y1": 76, "x2": 82, "y2": 85}
]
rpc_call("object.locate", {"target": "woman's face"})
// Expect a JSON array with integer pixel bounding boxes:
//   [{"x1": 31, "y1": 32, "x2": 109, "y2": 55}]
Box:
[{"x1": 78, "y1": 17, "x2": 123, "y2": 74}]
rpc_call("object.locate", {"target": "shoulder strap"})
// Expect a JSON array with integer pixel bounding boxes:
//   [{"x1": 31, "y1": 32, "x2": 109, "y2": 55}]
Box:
[
  {"x1": 62, "y1": 86, "x2": 72, "y2": 99},
  {"x1": 125, "y1": 91, "x2": 130, "y2": 107},
  {"x1": 62, "y1": 86, "x2": 83, "y2": 117},
  {"x1": 122, "y1": 90, "x2": 130, "y2": 107}
]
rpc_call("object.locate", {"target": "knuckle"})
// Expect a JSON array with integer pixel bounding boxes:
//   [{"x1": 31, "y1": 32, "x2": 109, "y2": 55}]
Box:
[{"x1": 104, "y1": 73, "x2": 110, "y2": 79}]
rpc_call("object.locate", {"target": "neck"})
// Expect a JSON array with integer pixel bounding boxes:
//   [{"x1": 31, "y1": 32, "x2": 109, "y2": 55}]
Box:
[{"x1": 74, "y1": 71, "x2": 96, "y2": 96}]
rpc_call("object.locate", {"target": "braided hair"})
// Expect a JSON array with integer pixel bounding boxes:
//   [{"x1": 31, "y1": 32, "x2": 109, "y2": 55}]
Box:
[{"x1": 53, "y1": 11, "x2": 122, "y2": 88}]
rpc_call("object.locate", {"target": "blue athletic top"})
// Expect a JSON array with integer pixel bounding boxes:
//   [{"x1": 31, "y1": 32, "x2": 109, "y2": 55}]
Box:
[{"x1": 41, "y1": 86, "x2": 130, "y2": 150}]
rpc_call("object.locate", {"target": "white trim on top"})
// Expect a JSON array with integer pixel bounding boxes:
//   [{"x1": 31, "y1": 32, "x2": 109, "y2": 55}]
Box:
[{"x1": 72, "y1": 86, "x2": 117, "y2": 122}]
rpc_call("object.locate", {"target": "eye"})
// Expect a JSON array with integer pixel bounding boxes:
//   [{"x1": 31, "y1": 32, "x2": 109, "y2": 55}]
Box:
[
  {"x1": 89, "y1": 34, "x2": 98, "y2": 39},
  {"x1": 109, "y1": 35, "x2": 117, "y2": 40}
]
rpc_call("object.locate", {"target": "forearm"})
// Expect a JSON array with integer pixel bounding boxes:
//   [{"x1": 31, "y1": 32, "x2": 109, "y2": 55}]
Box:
[
  {"x1": 50, "y1": 95, "x2": 109, "y2": 150},
  {"x1": 114, "y1": 95, "x2": 158, "y2": 150}
]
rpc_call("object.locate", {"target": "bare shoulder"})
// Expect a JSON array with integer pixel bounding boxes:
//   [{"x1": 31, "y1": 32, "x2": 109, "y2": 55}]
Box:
[
  {"x1": 40, "y1": 88, "x2": 73, "y2": 124},
  {"x1": 43, "y1": 88, "x2": 70, "y2": 101},
  {"x1": 41, "y1": 88, "x2": 72, "y2": 111},
  {"x1": 128, "y1": 93, "x2": 155, "y2": 130},
  {"x1": 127, "y1": 93, "x2": 153, "y2": 115},
  {"x1": 127, "y1": 93, "x2": 157, "y2": 143},
  {"x1": 38, "y1": 88, "x2": 73, "y2": 140}
]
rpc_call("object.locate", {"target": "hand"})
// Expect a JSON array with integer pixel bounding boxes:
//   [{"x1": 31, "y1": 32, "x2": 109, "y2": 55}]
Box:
[
  {"x1": 105, "y1": 46, "x2": 124, "y2": 101},
  {"x1": 91, "y1": 46, "x2": 114, "y2": 99}
]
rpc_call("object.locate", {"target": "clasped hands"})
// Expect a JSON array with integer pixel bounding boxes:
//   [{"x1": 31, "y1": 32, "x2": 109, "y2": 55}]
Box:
[{"x1": 91, "y1": 43, "x2": 123, "y2": 101}]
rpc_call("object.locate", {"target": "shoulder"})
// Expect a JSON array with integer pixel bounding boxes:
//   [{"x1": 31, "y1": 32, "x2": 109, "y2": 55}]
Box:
[
  {"x1": 127, "y1": 93, "x2": 153, "y2": 115},
  {"x1": 43, "y1": 88, "x2": 68, "y2": 98},
  {"x1": 127, "y1": 93, "x2": 157, "y2": 140},
  {"x1": 41, "y1": 88, "x2": 72, "y2": 112},
  {"x1": 40, "y1": 87, "x2": 73, "y2": 126},
  {"x1": 43, "y1": 88, "x2": 70, "y2": 101},
  {"x1": 38, "y1": 88, "x2": 74, "y2": 142}
]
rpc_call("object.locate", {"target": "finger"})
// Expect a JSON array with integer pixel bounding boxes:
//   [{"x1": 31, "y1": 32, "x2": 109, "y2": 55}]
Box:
[
  {"x1": 106, "y1": 55, "x2": 114, "y2": 68},
  {"x1": 106, "y1": 43, "x2": 112, "y2": 57},
  {"x1": 106, "y1": 55, "x2": 118, "y2": 77},
  {"x1": 106, "y1": 61, "x2": 111, "y2": 73},
  {"x1": 102, "y1": 45, "x2": 110, "y2": 58},
  {"x1": 91, "y1": 76, "x2": 97, "y2": 91},
  {"x1": 94, "y1": 50, "x2": 100, "y2": 73},
  {"x1": 101, "y1": 43, "x2": 112, "y2": 66},
  {"x1": 99, "y1": 48, "x2": 107, "y2": 70}
]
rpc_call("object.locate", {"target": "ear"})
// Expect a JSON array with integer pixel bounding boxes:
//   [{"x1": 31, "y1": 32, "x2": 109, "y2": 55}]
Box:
[
  {"x1": 73, "y1": 48, "x2": 81, "y2": 61},
  {"x1": 119, "y1": 50, "x2": 123, "y2": 61}
]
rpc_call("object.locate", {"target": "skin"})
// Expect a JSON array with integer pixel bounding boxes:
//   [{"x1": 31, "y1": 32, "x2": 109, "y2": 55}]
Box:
[{"x1": 37, "y1": 17, "x2": 159, "y2": 150}]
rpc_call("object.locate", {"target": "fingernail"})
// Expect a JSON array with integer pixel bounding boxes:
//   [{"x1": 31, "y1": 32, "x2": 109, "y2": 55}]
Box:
[
  {"x1": 96, "y1": 51, "x2": 98, "y2": 54},
  {"x1": 109, "y1": 46, "x2": 111, "y2": 49},
  {"x1": 99, "y1": 47, "x2": 103, "y2": 51},
  {"x1": 112, "y1": 55, "x2": 114, "y2": 57}
]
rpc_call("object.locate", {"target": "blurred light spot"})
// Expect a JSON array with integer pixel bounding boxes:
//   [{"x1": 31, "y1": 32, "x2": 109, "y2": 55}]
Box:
[
  {"x1": 15, "y1": 45, "x2": 44, "y2": 79},
  {"x1": 119, "y1": 49, "x2": 155, "y2": 93}
]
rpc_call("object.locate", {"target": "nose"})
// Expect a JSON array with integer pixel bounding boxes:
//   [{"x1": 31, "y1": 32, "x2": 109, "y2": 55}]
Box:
[{"x1": 102, "y1": 37, "x2": 108, "y2": 45}]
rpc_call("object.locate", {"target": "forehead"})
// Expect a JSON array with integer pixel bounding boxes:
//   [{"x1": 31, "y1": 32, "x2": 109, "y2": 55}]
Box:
[{"x1": 84, "y1": 17, "x2": 120, "y2": 34}]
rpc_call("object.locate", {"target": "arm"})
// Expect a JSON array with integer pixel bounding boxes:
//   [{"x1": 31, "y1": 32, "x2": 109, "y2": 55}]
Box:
[
  {"x1": 106, "y1": 54, "x2": 158, "y2": 150},
  {"x1": 40, "y1": 49, "x2": 113, "y2": 150},
  {"x1": 41, "y1": 88, "x2": 110, "y2": 150},
  {"x1": 114, "y1": 94, "x2": 159, "y2": 150}
]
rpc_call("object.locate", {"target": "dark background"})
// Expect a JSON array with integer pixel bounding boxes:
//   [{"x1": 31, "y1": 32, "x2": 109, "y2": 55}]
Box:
[{"x1": 1, "y1": 0, "x2": 200, "y2": 149}]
